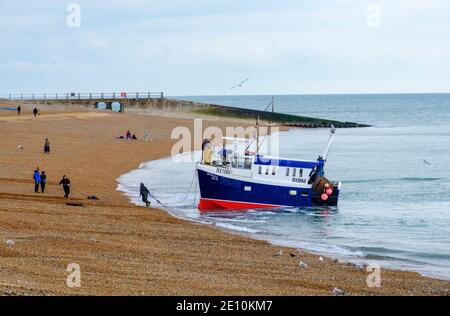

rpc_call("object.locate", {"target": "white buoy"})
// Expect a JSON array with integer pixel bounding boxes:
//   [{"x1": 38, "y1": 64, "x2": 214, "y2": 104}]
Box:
[
  {"x1": 272, "y1": 250, "x2": 283, "y2": 257},
  {"x1": 299, "y1": 261, "x2": 308, "y2": 269},
  {"x1": 333, "y1": 287, "x2": 345, "y2": 296},
  {"x1": 6, "y1": 239, "x2": 15, "y2": 248}
]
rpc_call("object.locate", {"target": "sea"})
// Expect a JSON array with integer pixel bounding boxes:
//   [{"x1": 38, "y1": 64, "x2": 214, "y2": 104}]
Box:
[{"x1": 117, "y1": 93, "x2": 450, "y2": 280}]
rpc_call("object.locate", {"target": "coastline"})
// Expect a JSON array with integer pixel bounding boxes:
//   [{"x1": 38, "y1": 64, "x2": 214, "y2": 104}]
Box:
[{"x1": 0, "y1": 102, "x2": 449, "y2": 295}]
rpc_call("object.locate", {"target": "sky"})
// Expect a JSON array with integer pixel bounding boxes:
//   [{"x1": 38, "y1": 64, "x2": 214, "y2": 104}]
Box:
[{"x1": 1, "y1": 0, "x2": 450, "y2": 96}]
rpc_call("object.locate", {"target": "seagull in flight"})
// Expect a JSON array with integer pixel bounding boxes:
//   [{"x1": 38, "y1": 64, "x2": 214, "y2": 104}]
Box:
[
  {"x1": 423, "y1": 160, "x2": 431, "y2": 166},
  {"x1": 230, "y1": 78, "x2": 249, "y2": 90}
]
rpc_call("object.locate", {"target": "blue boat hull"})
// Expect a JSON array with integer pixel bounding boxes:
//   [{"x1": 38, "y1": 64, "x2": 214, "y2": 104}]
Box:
[{"x1": 197, "y1": 169, "x2": 339, "y2": 211}]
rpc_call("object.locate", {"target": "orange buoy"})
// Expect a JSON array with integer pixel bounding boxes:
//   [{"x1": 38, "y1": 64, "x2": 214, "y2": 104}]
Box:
[
  {"x1": 321, "y1": 194, "x2": 328, "y2": 201},
  {"x1": 326, "y1": 188, "x2": 333, "y2": 195}
]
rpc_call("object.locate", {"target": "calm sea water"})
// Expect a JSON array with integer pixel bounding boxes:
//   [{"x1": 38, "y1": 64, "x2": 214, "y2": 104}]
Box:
[{"x1": 118, "y1": 93, "x2": 450, "y2": 280}]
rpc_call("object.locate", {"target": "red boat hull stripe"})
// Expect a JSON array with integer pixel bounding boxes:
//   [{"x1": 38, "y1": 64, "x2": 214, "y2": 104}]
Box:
[{"x1": 198, "y1": 198, "x2": 282, "y2": 212}]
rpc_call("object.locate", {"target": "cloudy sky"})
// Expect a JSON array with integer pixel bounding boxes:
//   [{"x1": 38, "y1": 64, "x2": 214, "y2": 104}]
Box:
[{"x1": 1, "y1": 0, "x2": 449, "y2": 95}]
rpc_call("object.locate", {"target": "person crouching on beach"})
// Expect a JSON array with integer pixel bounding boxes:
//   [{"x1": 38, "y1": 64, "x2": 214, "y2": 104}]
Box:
[
  {"x1": 44, "y1": 138, "x2": 50, "y2": 154},
  {"x1": 59, "y1": 175, "x2": 71, "y2": 198},
  {"x1": 17, "y1": 105, "x2": 21, "y2": 116},
  {"x1": 33, "y1": 107, "x2": 38, "y2": 117},
  {"x1": 139, "y1": 183, "x2": 151, "y2": 207},
  {"x1": 40, "y1": 171, "x2": 47, "y2": 193},
  {"x1": 33, "y1": 167, "x2": 41, "y2": 193}
]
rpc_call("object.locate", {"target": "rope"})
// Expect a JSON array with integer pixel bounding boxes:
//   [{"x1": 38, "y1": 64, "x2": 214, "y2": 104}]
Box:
[{"x1": 148, "y1": 169, "x2": 199, "y2": 208}]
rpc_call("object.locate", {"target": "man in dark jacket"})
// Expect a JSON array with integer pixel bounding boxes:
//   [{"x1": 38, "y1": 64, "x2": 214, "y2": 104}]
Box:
[
  {"x1": 40, "y1": 171, "x2": 47, "y2": 193},
  {"x1": 33, "y1": 107, "x2": 38, "y2": 117},
  {"x1": 44, "y1": 138, "x2": 50, "y2": 154},
  {"x1": 17, "y1": 106, "x2": 21, "y2": 116},
  {"x1": 59, "y1": 175, "x2": 71, "y2": 198},
  {"x1": 139, "y1": 183, "x2": 151, "y2": 207},
  {"x1": 33, "y1": 168, "x2": 41, "y2": 193}
]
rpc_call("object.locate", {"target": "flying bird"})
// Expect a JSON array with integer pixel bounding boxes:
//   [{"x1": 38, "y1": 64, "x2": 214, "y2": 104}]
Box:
[
  {"x1": 230, "y1": 78, "x2": 249, "y2": 90},
  {"x1": 423, "y1": 160, "x2": 431, "y2": 166}
]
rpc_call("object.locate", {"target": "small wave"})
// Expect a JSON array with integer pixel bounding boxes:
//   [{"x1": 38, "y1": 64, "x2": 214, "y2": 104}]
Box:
[
  {"x1": 344, "y1": 177, "x2": 441, "y2": 184},
  {"x1": 215, "y1": 222, "x2": 262, "y2": 234}
]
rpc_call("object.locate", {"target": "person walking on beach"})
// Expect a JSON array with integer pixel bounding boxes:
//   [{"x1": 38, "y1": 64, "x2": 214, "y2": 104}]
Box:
[
  {"x1": 139, "y1": 183, "x2": 151, "y2": 207},
  {"x1": 44, "y1": 138, "x2": 50, "y2": 154},
  {"x1": 59, "y1": 175, "x2": 71, "y2": 198},
  {"x1": 33, "y1": 107, "x2": 38, "y2": 117},
  {"x1": 40, "y1": 171, "x2": 47, "y2": 193},
  {"x1": 33, "y1": 167, "x2": 41, "y2": 193},
  {"x1": 17, "y1": 106, "x2": 21, "y2": 116}
]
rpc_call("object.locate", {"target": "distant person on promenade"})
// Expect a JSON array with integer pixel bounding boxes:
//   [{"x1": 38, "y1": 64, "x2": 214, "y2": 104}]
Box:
[
  {"x1": 139, "y1": 183, "x2": 151, "y2": 207},
  {"x1": 33, "y1": 107, "x2": 38, "y2": 117},
  {"x1": 17, "y1": 106, "x2": 21, "y2": 116},
  {"x1": 59, "y1": 175, "x2": 71, "y2": 198},
  {"x1": 40, "y1": 171, "x2": 47, "y2": 193},
  {"x1": 33, "y1": 167, "x2": 41, "y2": 193},
  {"x1": 44, "y1": 138, "x2": 50, "y2": 154}
]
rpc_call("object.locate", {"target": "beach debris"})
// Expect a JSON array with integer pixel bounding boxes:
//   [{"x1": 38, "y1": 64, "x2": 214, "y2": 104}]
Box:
[
  {"x1": 298, "y1": 261, "x2": 308, "y2": 269},
  {"x1": 66, "y1": 202, "x2": 84, "y2": 207},
  {"x1": 272, "y1": 250, "x2": 283, "y2": 257},
  {"x1": 88, "y1": 195, "x2": 99, "y2": 200},
  {"x1": 89, "y1": 237, "x2": 97, "y2": 243},
  {"x1": 18, "y1": 145, "x2": 24, "y2": 150},
  {"x1": 332, "y1": 287, "x2": 345, "y2": 296},
  {"x1": 319, "y1": 256, "x2": 324, "y2": 262},
  {"x1": 289, "y1": 253, "x2": 297, "y2": 258},
  {"x1": 5, "y1": 239, "x2": 15, "y2": 249}
]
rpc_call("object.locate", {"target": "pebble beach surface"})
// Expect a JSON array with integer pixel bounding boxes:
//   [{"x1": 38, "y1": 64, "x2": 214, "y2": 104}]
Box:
[{"x1": 0, "y1": 101, "x2": 449, "y2": 295}]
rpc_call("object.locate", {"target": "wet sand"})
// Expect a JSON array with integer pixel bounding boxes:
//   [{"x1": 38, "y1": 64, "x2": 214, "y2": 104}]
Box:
[{"x1": 0, "y1": 101, "x2": 449, "y2": 295}]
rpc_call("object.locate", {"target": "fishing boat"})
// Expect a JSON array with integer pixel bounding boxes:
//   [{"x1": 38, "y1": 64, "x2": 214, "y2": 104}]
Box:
[{"x1": 196, "y1": 123, "x2": 341, "y2": 212}]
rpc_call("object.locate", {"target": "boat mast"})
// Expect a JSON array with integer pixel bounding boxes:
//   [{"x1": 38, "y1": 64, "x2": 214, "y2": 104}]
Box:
[
  {"x1": 256, "y1": 115, "x2": 260, "y2": 156},
  {"x1": 322, "y1": 124, "x2": 336, "y2": 160}
]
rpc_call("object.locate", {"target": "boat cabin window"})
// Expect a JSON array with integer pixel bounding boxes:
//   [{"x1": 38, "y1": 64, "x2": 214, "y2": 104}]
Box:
[
  {"x1": 299, "y1": 168, "x2": 303, "y2": 177},
  {"x1": 258, "y1": 166, "x2": 262, "y2": 174},
  {"x1": 265, "y1": 167, "x2": 269, "y2": 175},
  {"x1": 293, "y1": 168, "x2": 297, "y2": 177},
  {"x1": 231, "y1": 156, "x2": 252, "y2": 170},
  {"x1": 286, "y1": 168, "x2": 290, "y2": 176},
  {"x1": 272, "y1": 167, "x2": 277, "y2": 176}
]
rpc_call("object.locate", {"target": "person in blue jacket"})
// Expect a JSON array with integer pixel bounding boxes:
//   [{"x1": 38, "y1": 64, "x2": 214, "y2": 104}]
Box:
[{"x1": 33, "y1": 167, "x2": 41, "y2": 193}]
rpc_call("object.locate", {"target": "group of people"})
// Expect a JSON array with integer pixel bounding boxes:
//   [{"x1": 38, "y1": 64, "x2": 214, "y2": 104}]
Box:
[
  {"x1": 16, "y1": 105, "x2": 39, "y2": 117},
  {"x1": 117, "y1": 129, "x2": 152, "y2": 142},
  {"x1": 33, "y1": 168, "x2": 71, "y2": 198},
  {"x1": 33, "y1": 168, "x2": 47, "y2": 193}
]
